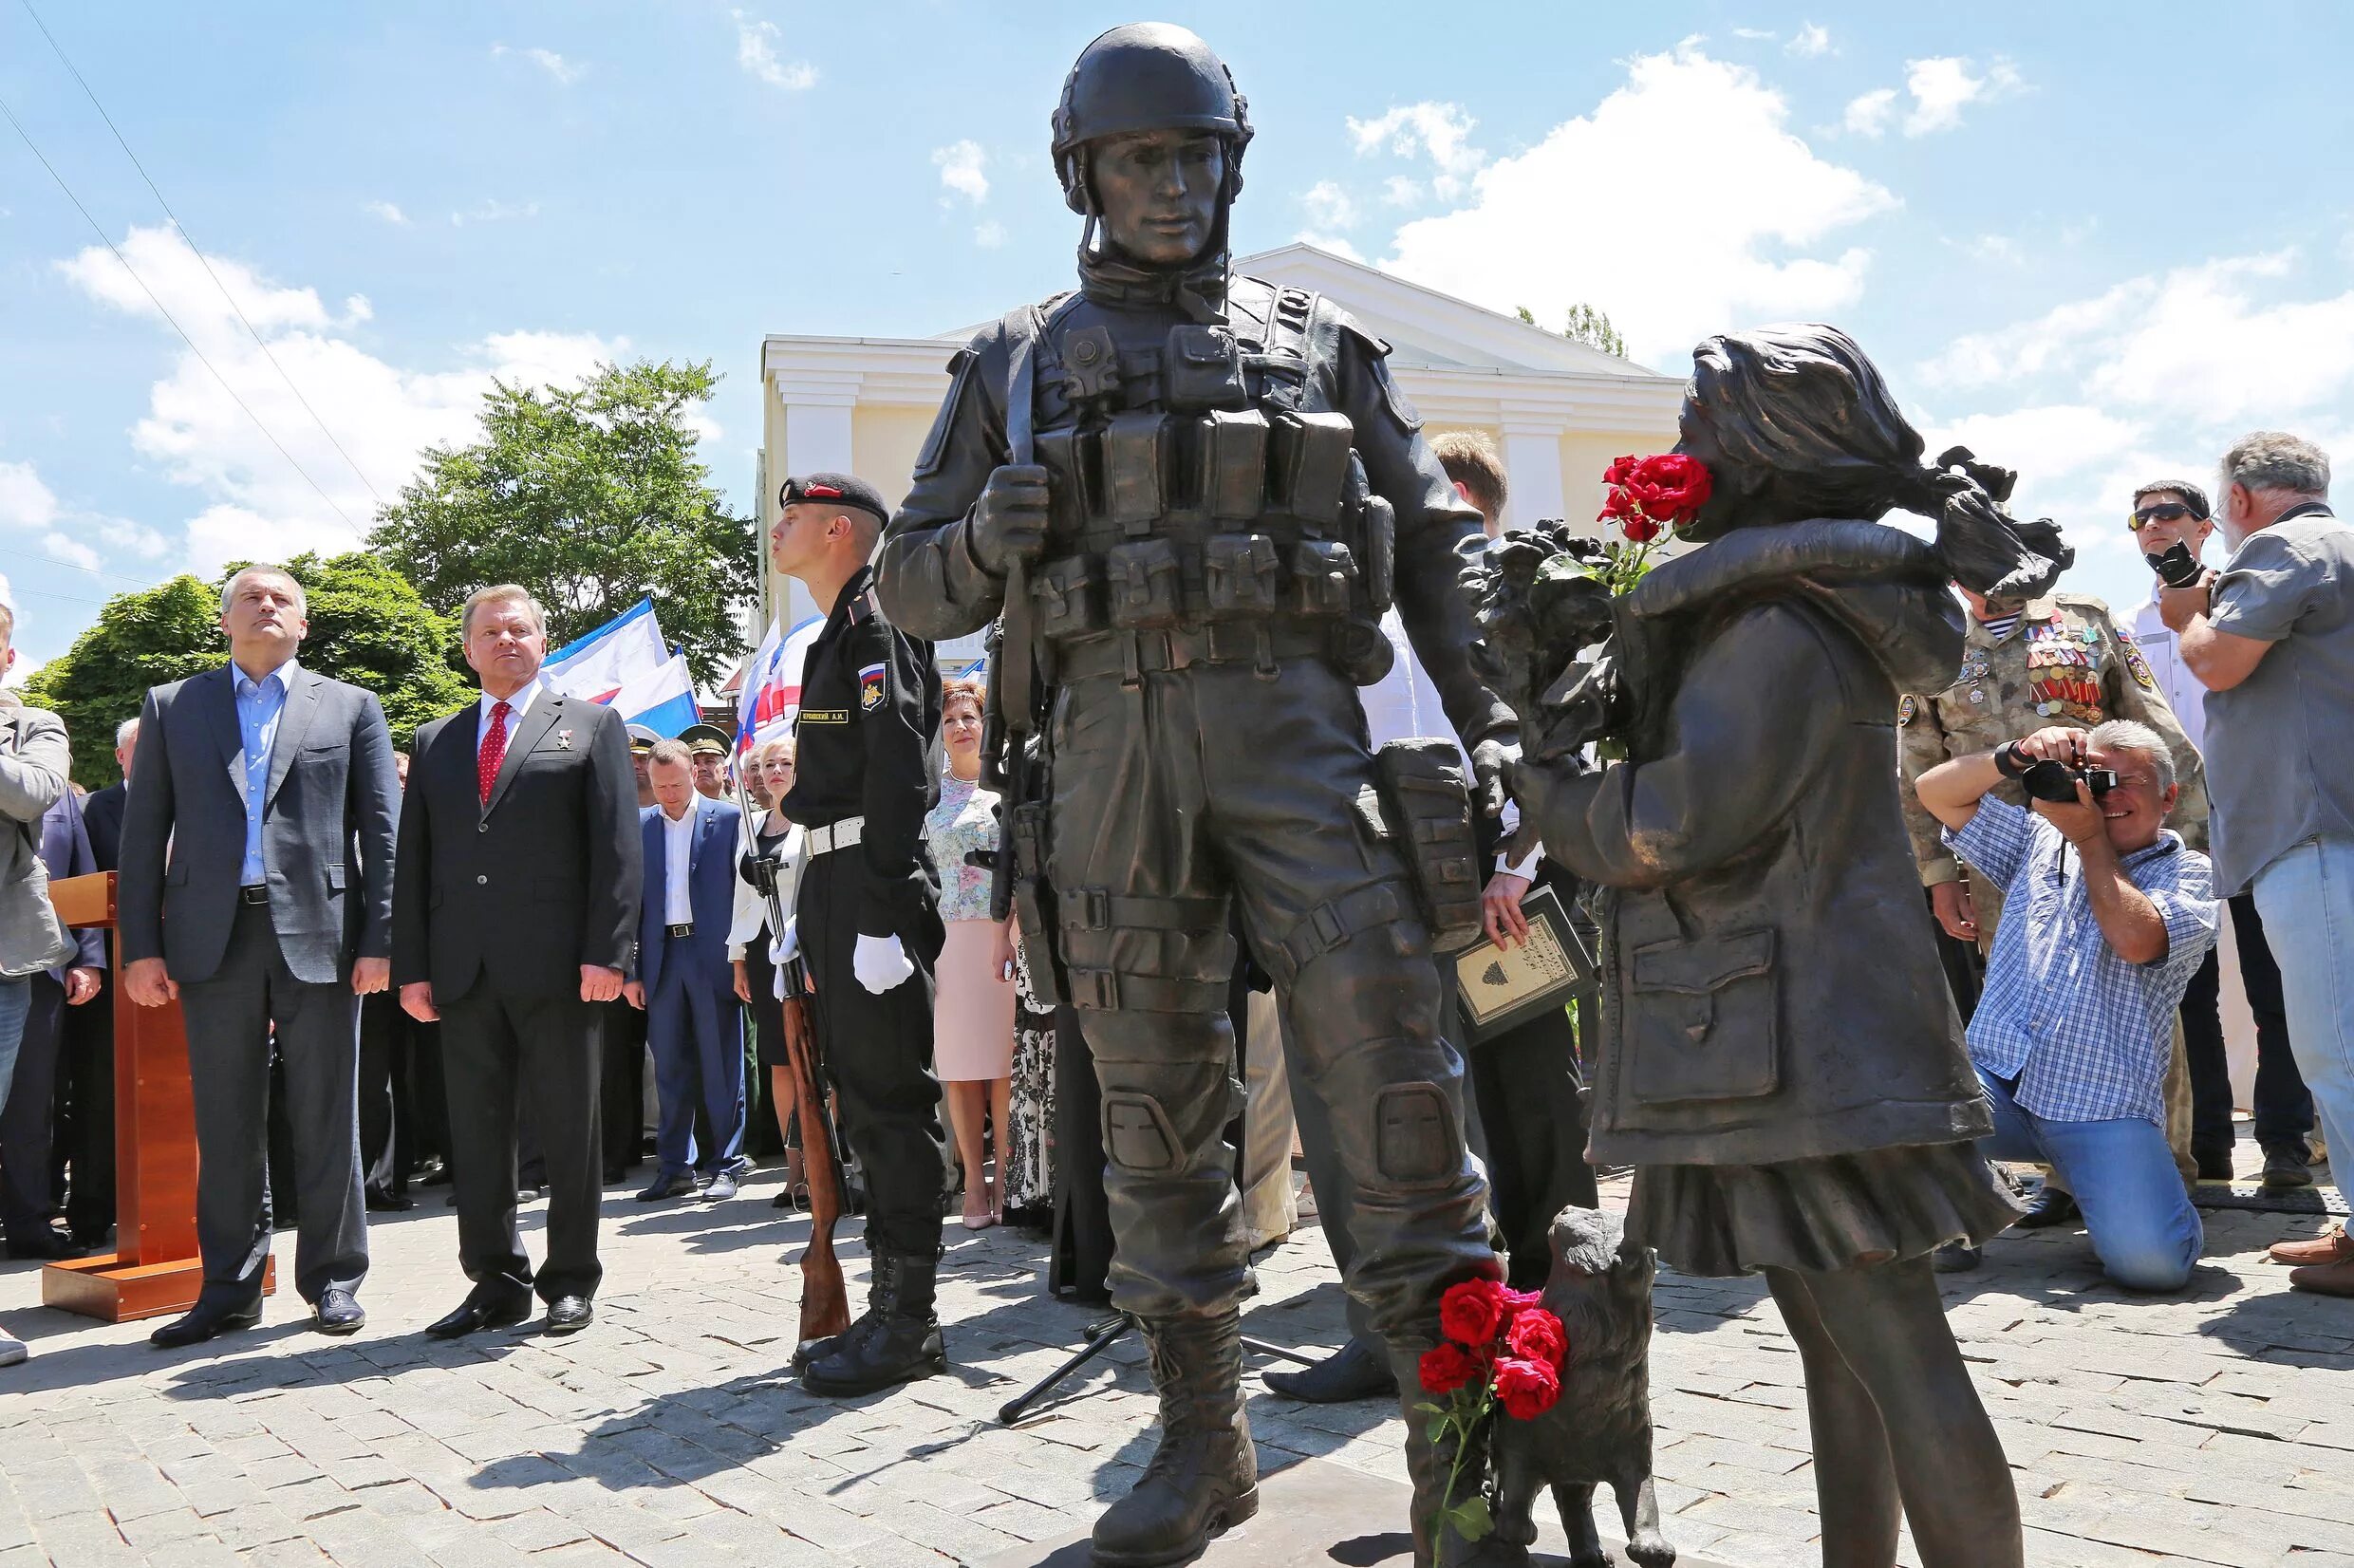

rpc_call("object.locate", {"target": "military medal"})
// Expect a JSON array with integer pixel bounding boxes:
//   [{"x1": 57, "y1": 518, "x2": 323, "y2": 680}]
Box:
[{"x1": 556, "y1": 729, "x2": 574, "y2": 751}]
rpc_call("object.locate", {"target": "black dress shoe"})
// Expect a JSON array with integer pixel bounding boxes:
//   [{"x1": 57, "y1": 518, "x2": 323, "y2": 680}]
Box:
[
  {"x1": 2194, "y1": 1151, "x2": 2236, "y2": 1184},
  {"x1": 603, "y1": 1164, "x2": 628, "y2": 1185},
  {"x1": 2264, "y1": 1149, "x2": 2316, "y2": 1189},
  {"x1": 2013, "y1": 1186, "x2": 2082, "y2": 1230},
  {"x1": 364, "y1": 1185, "x2": 416, "y2": 1214},
  {"x1": 7, "y1": 1228, "x2": 86, "y2": 1261},
  {"x1": 151, "y1": 1298, "x2": 263, "y2": 1350},
  {"x1": 1261, "y1": 1336, "x2": 1397, "y2": 1403},
  {"x1": 314, "y1": 1289, "x2": 365, "y2": 1335},
  {"x1": 544, "y1": 1296, "x2": 593, "y2": 1335},
  {"x1": 636, "y1": 1172, "x2": 697, "y2": 1202},
  {"x1": 424, "y1": 1291, "x2": 532, "y2": 1339}
]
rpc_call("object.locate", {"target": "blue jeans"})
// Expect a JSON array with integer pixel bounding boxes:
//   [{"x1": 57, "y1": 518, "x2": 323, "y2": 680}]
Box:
[
  {"x1": 0, "y1": 977, "x2": 28, "y2": 1110},
  {"x1": 1978, "y1": 1067, "x2": 2202, "y2": 1291},
  {"x1": 2251, "y1": 836, "x2": 2354, "y2": 1180}
]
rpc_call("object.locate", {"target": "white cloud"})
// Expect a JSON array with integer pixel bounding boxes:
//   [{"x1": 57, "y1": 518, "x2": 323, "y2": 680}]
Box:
[
  {"x1": 1963, "y1": 233, "x2": 2025, "y2": 265},
  {"x1": 55, "y1": 224, "x2": 625, "y2": 576},
  {"x1": 493, "y1": 44, "x2": 582, "y2": 84},
  {"x1": 1732, "y1": 28, "x2": 1775, "y2": 41},
  {"x1": 734, "y1": 11, "x2": 815, "y2": 91},
  {"x1": 1375, "y1": 47, "x2": 1896, "y2": 365},
  {"x1": 1842, "y1": 87, "x2": 1897, "y2": 138},
  {"x1": 1788, "y1": 23, "x2": 1832, "y2": 58},
  {"x1": 449, "y1": 199, "x2": 539, "y2": 228},
  {"x1": 1299, "y1": 180, "x2": 1359, "y2": 233},
  {"x1": 1900, "y1": 55, "x2": 2024, "y2": 137},
  {"x1": 932, "y1": 140, "x2": 988, "y2": 206},
  {"x1": 1346, "y1": 102, "x2": 1485, "y2": 200},
  {"x1": 364, "y1": 200, "x2": 409, "y2": 227},
  {"x1": 1381, "y1": 175, "x2": 1424, "y2": 206},
  {"x1": 974, "y1": 221, "x2": 1007, "y2": 249},
  {"x1": 1296, "y1": 234, "x2": 1366, "y2": 264},
  {"x1": 0, "y1": 461, "x2": 60, "y2": 532},
  {"x1": 40, "y1": 533, "x2": 101, "y2": 571}
]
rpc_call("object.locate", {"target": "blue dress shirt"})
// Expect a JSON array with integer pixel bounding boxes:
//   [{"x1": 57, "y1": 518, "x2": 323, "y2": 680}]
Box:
[{"x1": 233, "y1": 660, "x2": 295, "y2": 887}]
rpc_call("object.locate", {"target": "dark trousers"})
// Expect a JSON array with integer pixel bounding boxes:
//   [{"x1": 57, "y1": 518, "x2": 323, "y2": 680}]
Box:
[
  {"x1": 1049, "y1": 1000, "x2": 1115, "y2": 1304},
  {"x1": 1466, "y1": 1008, "x2": 1597, "y2": 1291},
  {"x1": 743, "y1": 942, "x2": 789, "y2": 1155},
  {"x1": 175, "y1": 904, "x2": 368, "y2": 1305},
  {"x1": 796, "y1": 849, "x2": 945, "y2": 1260},
  {"x1": 61, "y1": 983, "x2": 114, "y2": 1241},
  {"x1": 599, "y1": 999, "x2": 645, "y2": 1174},
  {"x1": 438, "y1": 986, "x2": 604, "y2": 1302},
  {"x1": 0, "y1": 974, "x2": 68, "y2": 1240},
  {"x1": 646, "y1": 953, "x2": 746, "y2": 1177},
  {"x1": 358, "y1": 993, "x2": 411, "y2": 1194},
  {"x1": 406, "y1": 1017, "x2": 448, "y2": 1169},
  {"x1": 2184, "y1": 892, "x2": 2314, "y2": 1161}
]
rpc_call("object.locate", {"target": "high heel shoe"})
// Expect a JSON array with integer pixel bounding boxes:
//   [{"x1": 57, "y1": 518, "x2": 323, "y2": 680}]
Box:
[
  {"x1": 990, "y1": 1177, "x2": 1003, "y2": 1227},
  {"x1": 962, "y1": 1176, "x2": 994, "y2": 1231}
]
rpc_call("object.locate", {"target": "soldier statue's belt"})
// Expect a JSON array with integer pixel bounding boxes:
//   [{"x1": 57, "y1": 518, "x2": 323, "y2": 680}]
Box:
[{"x1": 1054, "y1": 621, "x2": 1340, "y2": 681}]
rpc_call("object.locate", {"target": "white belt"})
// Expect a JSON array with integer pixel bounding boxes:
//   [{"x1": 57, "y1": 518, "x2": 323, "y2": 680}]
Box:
[{"x1": 806, "y1": 816, "x2": 864, "y2": 855}]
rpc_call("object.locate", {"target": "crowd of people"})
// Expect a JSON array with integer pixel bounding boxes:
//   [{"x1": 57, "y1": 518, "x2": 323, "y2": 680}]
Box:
[{"x1": 0, "y1": 425, "x2": 2342, "y2": 1384}]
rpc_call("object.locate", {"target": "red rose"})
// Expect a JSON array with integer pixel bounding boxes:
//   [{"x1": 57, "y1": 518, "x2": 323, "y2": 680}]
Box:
[
  {"x1": 1597, "y1": 488, "x2": 1635, "y2": 523},
  {"x1": 1498, "y1": 1286, "x2": 1542, "y2": 1319},
  {"x1": 1418, "y1": 1341, "x2": 1484, "y2": 1395},
  {"x1": 1619, "y1": 510, "x2": 1663, "y2": 544},
  {"x1": 1439, "y1": 1277, "x2": 1508, "y2": 1347},
  {"x1": 1603, "y1": 455, "x2": 1639, "y2": 487},
  {"x1": 1504, "y1": 1307, "x2": 1565, "y2": 1368},
  {"x1": 1623, "y1": 453, "x2": 1713, "y2": 529},
  {"x1": 1492, "y1": 1355, "x2": 1561, "y2": 1420}
]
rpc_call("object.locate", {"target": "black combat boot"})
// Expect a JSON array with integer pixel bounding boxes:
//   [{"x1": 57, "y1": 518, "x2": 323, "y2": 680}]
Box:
[
  {"x1": 801, "y1": 1250, "x2": 946, "y2": 1395},
  {"x1": 1092, "y1": 1310, "x2": 1260, "y2": 1567},
  {"x1": 1389, "y1": 1340, "x2": 1529, "y2": 1568},
  {"x1": 790, "y1": 1252, "x2": 893, "y2": 1374}
]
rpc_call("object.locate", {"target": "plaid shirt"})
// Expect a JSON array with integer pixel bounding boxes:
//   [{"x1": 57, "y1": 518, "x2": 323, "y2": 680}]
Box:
[{"x1": 1946, "y1": 797, "x2": 2217, "y2": 1126}]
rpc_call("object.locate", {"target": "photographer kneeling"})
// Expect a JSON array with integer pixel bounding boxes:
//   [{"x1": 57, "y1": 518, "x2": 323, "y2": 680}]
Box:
[{"x1": 1917, "y1": 722, "x2": 2218, "y2": 1291}]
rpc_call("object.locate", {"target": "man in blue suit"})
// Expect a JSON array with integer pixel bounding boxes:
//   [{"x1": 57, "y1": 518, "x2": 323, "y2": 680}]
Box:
[
  {"x1": 625, "y1": 738, "x2": 747, "y2": 1201},
  {"x1": 0, "y1": 785, "x2": 104, "y2": 1260}
]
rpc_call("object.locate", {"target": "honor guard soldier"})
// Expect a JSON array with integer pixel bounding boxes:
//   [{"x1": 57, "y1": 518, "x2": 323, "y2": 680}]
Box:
[
  {"x1": 1900, "y1": 586, "x2": 2209, "y2": 954},
  {"x1": 876, "y1": 26, "x2": 1509, "y2": 1567},
  {"x1": 768, "y1": 472, "x2": 950, "y2": 1395}
]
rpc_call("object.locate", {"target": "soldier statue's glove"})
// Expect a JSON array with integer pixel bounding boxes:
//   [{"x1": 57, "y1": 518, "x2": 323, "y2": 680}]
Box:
[
  {"x1": 970, "y1": 463, "x2": 1052, "y2": 577},
  {"x1": 1468, "y1": 737, "x2": 1521, "y2": 822},
  {"x1": 853, "y1": 932, "x2": 915, "y2": 995}
]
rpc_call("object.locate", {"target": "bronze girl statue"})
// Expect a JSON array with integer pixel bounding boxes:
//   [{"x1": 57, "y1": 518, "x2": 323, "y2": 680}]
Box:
[{"x1": 1507, "y1": 325, "x2": 2065, "y2": 1568}]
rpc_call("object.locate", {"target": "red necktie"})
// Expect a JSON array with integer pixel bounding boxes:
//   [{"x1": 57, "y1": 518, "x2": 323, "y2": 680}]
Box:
[{"x1": 477, "y1": 700, "x2": 512, "y2": 806}]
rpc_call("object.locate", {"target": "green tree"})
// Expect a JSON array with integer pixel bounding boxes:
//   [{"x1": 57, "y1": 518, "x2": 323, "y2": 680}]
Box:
[
  {"x1": 369, "y1": 359, "x2": 758, "y2": 686},
  {"x1": 1513, "y1": 303, "x2": 1629, "y2": 358},
  {"x1": 24, "y1": 552, "x2": 472, "y2": 785}
]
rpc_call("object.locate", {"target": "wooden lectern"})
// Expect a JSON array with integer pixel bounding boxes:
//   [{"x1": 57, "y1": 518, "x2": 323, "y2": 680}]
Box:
[{"x1": 41, "y1": 871, "x2": 273, "y2": 1322}]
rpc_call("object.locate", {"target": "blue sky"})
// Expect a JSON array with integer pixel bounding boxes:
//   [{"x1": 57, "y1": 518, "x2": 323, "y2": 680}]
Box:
[{"x1": 4, "y1": 1, "x2": 2352, "y2": 666}]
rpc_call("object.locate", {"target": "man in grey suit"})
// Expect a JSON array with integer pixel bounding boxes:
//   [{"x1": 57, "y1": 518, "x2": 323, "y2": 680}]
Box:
[{"x1": 120, "y1": 564, "x2": 401, "y2": 1347}]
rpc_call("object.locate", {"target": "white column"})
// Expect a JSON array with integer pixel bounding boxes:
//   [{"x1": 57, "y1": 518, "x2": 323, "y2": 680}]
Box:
[
  {"x1": 1500, "y1": 420, "x2": 1566, "y2": 531},
  {"x1": 771, "y1": 374, "x2": 862, "y2": 630}
]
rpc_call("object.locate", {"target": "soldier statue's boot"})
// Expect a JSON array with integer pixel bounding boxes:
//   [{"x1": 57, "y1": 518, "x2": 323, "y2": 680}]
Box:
[
  {"x1": 1390, "y1": 1340, "x2": 1531, "y2": 1568},
  {"x1": 801, "y1": 1251, "x2": 946, "y2": 1395},
  {"x1": 790, "y1": 1251, "x2": 891, "y2": 1374},
  {"x1": 1091, "y1": 1311, "x2": 1259, "y2": 1567}
]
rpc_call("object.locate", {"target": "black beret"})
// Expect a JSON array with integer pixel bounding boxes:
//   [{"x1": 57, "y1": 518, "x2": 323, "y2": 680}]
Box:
[{"x1": 780, "y1": 472, "x2": 889, "y2": 524}]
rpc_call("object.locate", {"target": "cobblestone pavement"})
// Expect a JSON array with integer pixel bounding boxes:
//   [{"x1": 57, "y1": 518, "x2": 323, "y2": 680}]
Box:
[{"x1": 2, "y1": 1160, "x2": 2350, "y2": 1568}]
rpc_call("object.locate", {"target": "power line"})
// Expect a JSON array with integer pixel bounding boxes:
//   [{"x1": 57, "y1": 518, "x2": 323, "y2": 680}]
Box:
[
  {"x1": 0, "y1": 542, "x2": 157, "y2": 588},
  {"x1": 0, "y1": 93, "x2": 361, "y2": 533},
  {"x1": 16, "y1": 0, "x2": 388, "y2": 507}
]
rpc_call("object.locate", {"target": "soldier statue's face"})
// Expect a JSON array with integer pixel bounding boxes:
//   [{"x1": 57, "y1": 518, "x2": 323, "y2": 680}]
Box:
[{"x1": 1091, "y1": 129, "x2": 1226, "y2": 266}]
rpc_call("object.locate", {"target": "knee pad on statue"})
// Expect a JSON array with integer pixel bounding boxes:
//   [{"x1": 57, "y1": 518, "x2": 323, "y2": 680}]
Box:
[
  {"x1": 1101, "y1": 1092, "x2": 1186, "y2": 1176},
  {"x1": 1373, "y1": 1080, "x2": 1462, "y2": 1189}
]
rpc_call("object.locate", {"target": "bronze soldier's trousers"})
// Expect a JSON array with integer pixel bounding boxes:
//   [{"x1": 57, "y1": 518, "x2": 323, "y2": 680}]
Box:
[{"x1": 1046, "y1": 654, "x2": 1492, "y2": 1330}]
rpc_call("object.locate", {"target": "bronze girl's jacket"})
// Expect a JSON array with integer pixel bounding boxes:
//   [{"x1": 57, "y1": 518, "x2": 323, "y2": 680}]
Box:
[{"x1": 1524, "y1": 520, "x2": 1993, "y2": 1167}]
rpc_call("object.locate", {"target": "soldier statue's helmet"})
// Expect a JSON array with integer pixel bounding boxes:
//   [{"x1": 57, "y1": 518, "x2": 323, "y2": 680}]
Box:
[{"x1": 1051, "y1": 23, "x2": 1252, "y2": 217}]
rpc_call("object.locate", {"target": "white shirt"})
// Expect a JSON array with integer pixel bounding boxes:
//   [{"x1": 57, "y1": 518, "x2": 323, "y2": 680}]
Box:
[
  {"x1": 2130, "y1": 597, "x2": 2208, "y2": 755},
  {"x1": 477, "y1": 676, "x2": 544, "y2": 746},
  {"x1": 1357, "y1": 609, "x2": 1538, "y2": 878},
  {"x1": 661, "y1": 801, "x2": 696, "y2": 925}
]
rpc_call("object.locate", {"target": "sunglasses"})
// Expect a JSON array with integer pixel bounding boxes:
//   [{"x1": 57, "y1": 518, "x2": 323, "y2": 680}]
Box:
[{"x1": 2129, "y1": 501, "x2": 2203, "y2": 531}]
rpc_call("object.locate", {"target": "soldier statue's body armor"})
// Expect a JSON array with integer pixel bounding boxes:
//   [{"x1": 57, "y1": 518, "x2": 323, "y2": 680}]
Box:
[{"x1": 877, "y1": 26, "x2": 1514, "y2": 1567}]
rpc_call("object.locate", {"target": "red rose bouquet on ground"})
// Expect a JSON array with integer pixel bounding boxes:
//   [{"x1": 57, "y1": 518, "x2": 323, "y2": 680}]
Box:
[{"x1": 1414, "y1": 1273, "x2": 1571, "y2": 1542}]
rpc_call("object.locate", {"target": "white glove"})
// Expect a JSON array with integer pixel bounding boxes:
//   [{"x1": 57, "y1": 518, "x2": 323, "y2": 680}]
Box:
[
  {"x1": 770, "y1": 919, "x2": 799, "y2": 966},
  {"x1": 853, "y1": 932, "x2": 914, "y2": 995}
]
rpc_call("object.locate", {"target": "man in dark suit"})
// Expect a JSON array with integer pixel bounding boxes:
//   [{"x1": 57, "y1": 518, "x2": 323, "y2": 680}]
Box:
[
  {"x1": 120, "y1": 565, "x2": 401, "y2": 1347},
  {"x1": 624, "y1": 739, "x2": 745, "y2": 1202},
  {"x1": 394, "y1": 584, "x2": 640, "y2": 1338},
  {"x1": 58, "y1": 718, "x2": 133, "y2": 1248},
  {"x1": 0, "y1": 787, "x2": 103, "y2": 1259}
]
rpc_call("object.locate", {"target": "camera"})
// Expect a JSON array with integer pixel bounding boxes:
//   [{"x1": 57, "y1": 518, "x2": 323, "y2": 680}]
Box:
[
  {"x1": 2020, "y1": 759, "x2": 2120, "y2": 803},
  {"x1": 2146, "y1": 541, "x2": 2203, "y2": 588}
]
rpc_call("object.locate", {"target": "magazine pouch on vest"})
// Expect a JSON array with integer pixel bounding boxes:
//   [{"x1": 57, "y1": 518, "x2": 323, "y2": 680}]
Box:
[{"x1": 1373, "y1": 738, "x2": 1485, "y2": 953}]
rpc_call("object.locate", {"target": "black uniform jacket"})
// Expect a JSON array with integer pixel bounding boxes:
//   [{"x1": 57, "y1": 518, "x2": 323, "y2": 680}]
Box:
[
  {"x1": 391, "y1": 689, "x2": 642, "y2": 1003},
  {"x1": 1523, "y1": 520, "x2": 1993, "y2": 1168},
  {"x1": 776, "y1": 566, "x2": 944, "y2": 952}
]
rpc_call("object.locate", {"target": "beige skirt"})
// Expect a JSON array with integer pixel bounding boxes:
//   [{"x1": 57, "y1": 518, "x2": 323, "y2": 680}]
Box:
[{"x1": 933, "y1": 918, "x2": 1018, "y2": 1082}]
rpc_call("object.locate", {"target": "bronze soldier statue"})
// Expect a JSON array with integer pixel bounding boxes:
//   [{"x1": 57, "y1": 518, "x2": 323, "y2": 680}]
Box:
[{"x1": 877, "y1": 24, "x2": 1513, "y2": 1567}]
